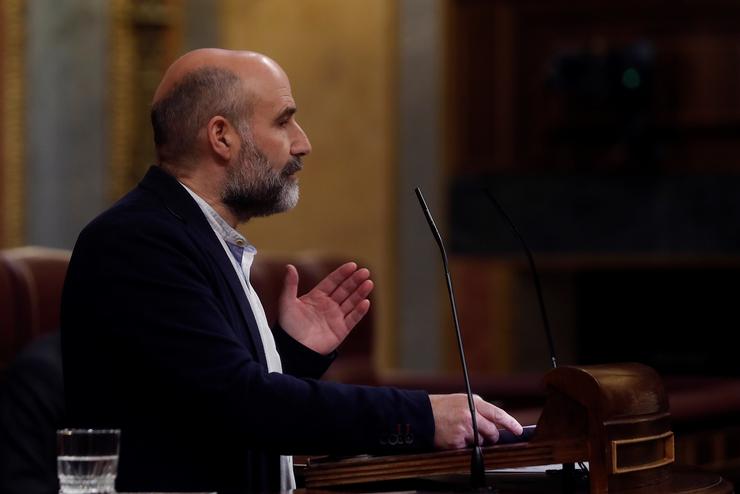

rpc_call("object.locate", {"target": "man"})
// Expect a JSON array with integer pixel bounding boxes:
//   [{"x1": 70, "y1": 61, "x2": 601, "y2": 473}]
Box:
[{"x1": 61, "y1": 49, "x2": 522, "y2": 493}]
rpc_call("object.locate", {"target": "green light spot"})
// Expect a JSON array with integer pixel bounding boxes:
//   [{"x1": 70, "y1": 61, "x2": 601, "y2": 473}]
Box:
[{"x1": 622, "y1": 68, "x2": 641, "y2": 89}]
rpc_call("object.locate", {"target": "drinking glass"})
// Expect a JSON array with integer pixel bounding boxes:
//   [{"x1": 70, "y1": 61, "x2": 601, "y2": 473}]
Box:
[{"x1": 57, "y1": 429, "x2": 120, "y2": 494}]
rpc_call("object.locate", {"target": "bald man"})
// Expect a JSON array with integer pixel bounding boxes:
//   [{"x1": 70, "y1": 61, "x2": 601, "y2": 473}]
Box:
[{"x1": 61, "y1": 49, "x2": 522, "y2": 493}]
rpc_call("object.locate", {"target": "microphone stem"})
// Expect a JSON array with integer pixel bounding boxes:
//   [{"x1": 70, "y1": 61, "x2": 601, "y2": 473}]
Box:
[
  {"x1": 445, "y1": 272, "x2": 478, "y2": 438},
  {"x1": 525, "y1": 248, "x2": 558, "y2": 369},
  {"x1": 446, "y1": 273, "x2": 487, "y2": 489},
  {"x1": 415, "y1": 187, "x2": 488, "y2": 489},
  {"x1": 484, "y1": 190, "x2": 558, "y2": 369}
]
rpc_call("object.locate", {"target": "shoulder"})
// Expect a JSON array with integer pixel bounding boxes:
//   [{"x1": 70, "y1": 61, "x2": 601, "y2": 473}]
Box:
[
  {"x1": 75, "y1": 165, "x2": 206, "y2": 251},
  {"x1": 82, "y1": 187, "x2": 184, "y2": 244},
  {"x1": 65, "y1": 186, "x2": 213, "y2": 294}
]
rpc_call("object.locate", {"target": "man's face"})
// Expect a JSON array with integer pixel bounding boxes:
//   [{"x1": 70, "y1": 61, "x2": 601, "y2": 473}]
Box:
[
  {"x1": 221, "y1": 127, "x2": 301, "y2": 220},
  {"x1": 221, "y1": 61, "x2": 311, "y2": 221}
]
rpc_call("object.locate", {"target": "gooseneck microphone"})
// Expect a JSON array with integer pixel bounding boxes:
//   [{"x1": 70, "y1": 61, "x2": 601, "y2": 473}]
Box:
[
  {"x1": 483, "y1": 190, "x2": 558, "y2": 370},
  {"x1": 484, "y1": 190, "x2": 590, "y2": 479},
  {"x1": 414, "y1": 187, "x2": 487, "y2": 490}
]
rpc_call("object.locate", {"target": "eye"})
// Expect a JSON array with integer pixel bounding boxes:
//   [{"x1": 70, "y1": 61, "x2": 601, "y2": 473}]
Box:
[{"x1": 275, "y1": 108, "x2": 297, "y2": 128}]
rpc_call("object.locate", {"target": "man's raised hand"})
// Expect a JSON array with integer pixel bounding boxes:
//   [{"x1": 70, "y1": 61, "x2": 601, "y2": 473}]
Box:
[{"x1": 278, "y1": 262, "x2": 374, "y2": 355}]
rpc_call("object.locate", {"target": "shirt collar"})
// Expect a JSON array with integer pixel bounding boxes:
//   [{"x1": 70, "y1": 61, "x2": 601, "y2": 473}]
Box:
[{"x1": 178, "y1": 182, "x2": 257, "y2": 261}]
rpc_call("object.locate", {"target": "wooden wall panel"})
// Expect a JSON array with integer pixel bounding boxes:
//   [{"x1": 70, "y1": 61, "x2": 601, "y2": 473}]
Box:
[
  {"x1": 0, "y1": 0, "x2": 25, "y2": 247},
  {"x1": 447, "y1": 0, "x2": 740, "y2": 375},
  {"x1": 0, "y1": 2, "x2": 5, "y2": 246},
  {"x1": 449, "y1": 0, "x2": 740, "y2": 174},
  {"x1": 108, "y1": 0, "x2": 184, "y2": 202}
]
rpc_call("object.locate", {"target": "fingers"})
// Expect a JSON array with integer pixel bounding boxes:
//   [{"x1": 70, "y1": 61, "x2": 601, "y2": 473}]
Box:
[
  {"x1": 430, "y1": 394, "x2": 524, "y2": 450},
  {"x1": 339, "y1": 279, "x2": 374, "y2": 314},
  {"x1": 475, "y1": 396, "x2": 524, "y2": 436},
  {"x1": 343, "y1": 299, "x2": 371, "y2": 330},
  {"x1": 473, "y1": 411, "x2": 500, "y2": 444},
  {"x1": 312, "y1": 262, "x2": 358, "y2": 294},
  {"x1": 312, "y1": 262, "x2": 374, "y2": 313},
  {"x1": 279, "y1": 264, "x2": 300, "y2": 305},
  {"x1": 331, "y1": 267, "x2": 371, "y2": 305}
]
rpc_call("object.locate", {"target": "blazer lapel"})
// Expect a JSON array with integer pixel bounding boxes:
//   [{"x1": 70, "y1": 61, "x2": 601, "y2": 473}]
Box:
[
  {"x1": 194, "y1": 230, "x2": 269, "y2": 366},
  {"x1": 138, "y1": 166, "x2": 268, "y2": 366}
]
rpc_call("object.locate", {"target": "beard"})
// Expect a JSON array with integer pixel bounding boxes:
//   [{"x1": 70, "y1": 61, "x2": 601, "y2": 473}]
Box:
[{"x1": 221, "y1": 136, "x2": 301, "y2": 221}]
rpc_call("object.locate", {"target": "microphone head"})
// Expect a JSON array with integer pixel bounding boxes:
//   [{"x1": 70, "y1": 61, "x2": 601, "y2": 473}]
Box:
[
  {"x1": 414, "y1": 187, "x2": 447, "y2": 261},
  {"x1": 414, "y1": 186, "x2": 427, "y2": 210}
]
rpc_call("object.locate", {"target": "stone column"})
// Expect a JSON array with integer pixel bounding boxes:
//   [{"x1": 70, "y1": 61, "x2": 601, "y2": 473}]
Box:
[
  {"x1": 397, "y1": 0, "x2": 444, "y2": 371},
  {"x1": 26, "y1": 0, "x2": 109, "y2": 248}
]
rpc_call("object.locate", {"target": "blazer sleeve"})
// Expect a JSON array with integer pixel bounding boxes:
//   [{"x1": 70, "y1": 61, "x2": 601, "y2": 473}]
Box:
[
  {"x1": 62, "y1": 212, "x2": 435, "y2": 457},
  {"x1": 272, "y1": 326, "x2": 336, "y2": 379}
]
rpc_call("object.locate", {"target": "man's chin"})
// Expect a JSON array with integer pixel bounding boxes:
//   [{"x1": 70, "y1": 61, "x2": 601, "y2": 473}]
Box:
[
  {"x1": 281, "y1": 184, "x2": 300, "y2": 210},
  {"x1": 246, "y1": 193, "x2": 299, "y2": 220}
]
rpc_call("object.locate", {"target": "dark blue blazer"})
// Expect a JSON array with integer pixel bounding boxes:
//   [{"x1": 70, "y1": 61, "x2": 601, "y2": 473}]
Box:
[{"x1": 61, "y1": 166, "x2": 434, "y2": 493}]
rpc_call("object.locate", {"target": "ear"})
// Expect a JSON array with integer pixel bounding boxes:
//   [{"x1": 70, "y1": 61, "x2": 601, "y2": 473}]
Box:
[{"x1": 206, "y1": 115, "x2": 237, "y2": 161}]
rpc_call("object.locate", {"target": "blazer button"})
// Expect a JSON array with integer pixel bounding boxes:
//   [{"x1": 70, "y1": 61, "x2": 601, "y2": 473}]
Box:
[{"x1": 379, "y1": 433, "x2": 387, "y2": 445}]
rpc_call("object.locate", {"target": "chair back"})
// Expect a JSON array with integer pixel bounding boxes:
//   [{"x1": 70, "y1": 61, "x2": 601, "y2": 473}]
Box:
[{"x1": 0, "y1": 246, "x2": 70, "y2": 370}]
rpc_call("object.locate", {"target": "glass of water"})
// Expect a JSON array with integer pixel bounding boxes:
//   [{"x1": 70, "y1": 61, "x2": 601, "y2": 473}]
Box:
[{"x1": 57, "y1": 429, "x2": 121, "y2": 494}]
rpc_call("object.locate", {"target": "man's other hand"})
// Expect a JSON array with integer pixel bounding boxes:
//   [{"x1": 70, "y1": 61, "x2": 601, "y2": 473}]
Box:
[
  {"x1": 278, "y1": 262, "x2": 374, "y2": 355},
  {"x1": 429, "y1": 394, "x2": 524, "y2": 449}
]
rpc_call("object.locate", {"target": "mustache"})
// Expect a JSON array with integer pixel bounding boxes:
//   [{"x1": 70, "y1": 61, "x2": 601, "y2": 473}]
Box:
[{"x1": 282, "y1": 157, "x2": 303, "y2": 176}]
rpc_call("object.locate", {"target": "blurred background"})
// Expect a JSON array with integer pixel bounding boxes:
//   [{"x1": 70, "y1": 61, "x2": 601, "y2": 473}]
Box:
[{"x1": 3, "y1": 0, "x2": 740, "y2": 388}]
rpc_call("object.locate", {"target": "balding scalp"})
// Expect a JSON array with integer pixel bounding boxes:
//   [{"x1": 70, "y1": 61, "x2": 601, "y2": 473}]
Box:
[{"x1": 150, "y1": 67, "x2": 250, "y2": 166}]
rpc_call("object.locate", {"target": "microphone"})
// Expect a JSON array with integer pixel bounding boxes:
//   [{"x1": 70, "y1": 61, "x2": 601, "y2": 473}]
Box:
[
  {"x1": 414, "y1": 187, "x2": 487, "y2": 490},
  {"x1": 482, "y1": 190, "x2": 558, "y2": 370},
  {"x1": 483, "y1": 190, "x2": 591, "y2": 481}
]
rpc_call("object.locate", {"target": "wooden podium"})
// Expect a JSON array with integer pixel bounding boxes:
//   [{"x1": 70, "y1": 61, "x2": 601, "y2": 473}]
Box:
[{"x1": 301, "y1": 363, "x2": 733, "y2": 493}]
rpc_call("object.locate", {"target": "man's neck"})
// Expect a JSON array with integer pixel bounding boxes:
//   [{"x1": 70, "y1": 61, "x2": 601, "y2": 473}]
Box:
[{"x1": 160, "y1": 163, "x2": 242, "y2": 229}]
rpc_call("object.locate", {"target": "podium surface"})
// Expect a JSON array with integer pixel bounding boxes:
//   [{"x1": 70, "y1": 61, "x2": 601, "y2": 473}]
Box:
[
  {"x1": 301, "y1": 364, "x2": 734, "y2": 493},
  {"x1": 297, "y1": 467, "x2": 731, "y2": 493}
]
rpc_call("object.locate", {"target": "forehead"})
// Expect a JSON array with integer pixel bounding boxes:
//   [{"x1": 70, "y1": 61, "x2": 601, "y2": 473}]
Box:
[{"x1": 238, "y1": 59, "x2": 296, "y2": 118}]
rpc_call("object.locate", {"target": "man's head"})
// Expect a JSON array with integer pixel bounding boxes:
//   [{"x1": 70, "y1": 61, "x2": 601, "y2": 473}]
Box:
[{"x1": 150, "y1": 48, "x2": 311, "y2": 223}]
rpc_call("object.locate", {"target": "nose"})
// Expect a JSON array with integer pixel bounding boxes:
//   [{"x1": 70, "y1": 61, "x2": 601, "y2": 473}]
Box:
[{"x1": 292, "y1": 123, "x2": 312, "y2": 157}]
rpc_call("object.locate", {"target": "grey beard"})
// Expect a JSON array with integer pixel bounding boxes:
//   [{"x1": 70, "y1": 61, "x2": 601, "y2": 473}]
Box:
[{"x1": 221, "y1": 144, "x2": 301, "y2": 221}]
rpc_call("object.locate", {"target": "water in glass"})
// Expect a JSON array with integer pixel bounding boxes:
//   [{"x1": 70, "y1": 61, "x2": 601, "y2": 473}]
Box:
[{"x1": 57, "y1": 454, "x2": 117, "y2": 493}]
